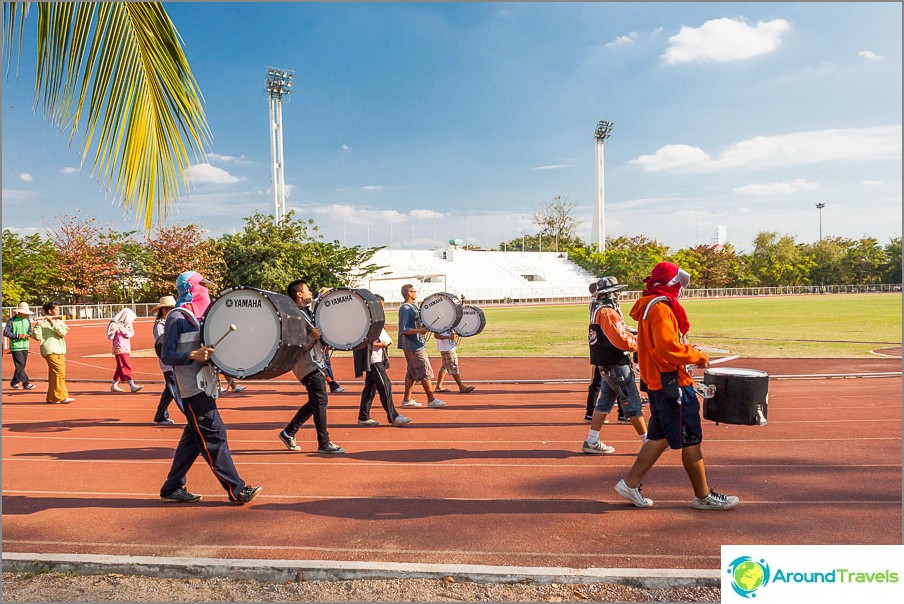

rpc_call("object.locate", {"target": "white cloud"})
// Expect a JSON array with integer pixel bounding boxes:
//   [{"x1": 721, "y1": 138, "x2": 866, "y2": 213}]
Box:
[
  {"x1": 362, "y1": 185, "x2": 384, "y2": 191},
  {"x1": 208, "y1": 153, "x2": 250, "y2": 164},
  {"x1": 662, "y1": 17, "x2": 790, "y2": 64},
  {"x1": 733, "y1": 178, "x2": 819, "y2": 196},
  {"x1": 409, "y1": 209, "x2": 445, "y2": 220},
  {"x1": 60, "y1": 167, "x2": 79, "y2": 175},
  {"x1": 341, "y1": 144, "x2": 350, "y2": 151},
  {"x1": 605, "y1": 32, "x2": 637, "y2": 48},
  {"x1": 861, "y1": 180, "x2": 883, "y2": 186},
  {"x1": 1, "y1": 188, "x2": 37, "y2": 202},
  {"x1": 629, "y1": 125, "x2": 902, "y2": 173},
  {"x1": 858, "y1": 50, "x2": 881, "y2": 61},
  {"x1": 186, "y1": 163, "x2": 242, "y2": 185},
  {"x1": 19, "y1": 173, "x2": 33, "y2": 182},
  {"x1": 531, "y1": 164, "x2": 573, "y2": 170}
]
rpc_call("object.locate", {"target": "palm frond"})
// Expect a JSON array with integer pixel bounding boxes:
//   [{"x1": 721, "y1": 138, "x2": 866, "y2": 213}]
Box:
[{"x1": 3, "y1": 2, "x2": 210, "y2": 229}]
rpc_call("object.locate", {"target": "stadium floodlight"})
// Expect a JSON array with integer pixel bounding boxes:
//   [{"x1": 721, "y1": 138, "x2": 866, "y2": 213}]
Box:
[
  {"x1": 592, "y1": 119, "x2": 614, "y2": 252},
  {"x1": 815, "y1": 203, "x2": 826, "y2": 241},
  {"x1": 265, "y1": 66, "x2": 295, "y2": 222}
]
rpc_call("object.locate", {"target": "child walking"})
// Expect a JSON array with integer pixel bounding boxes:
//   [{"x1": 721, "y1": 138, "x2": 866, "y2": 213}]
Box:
[{"x1": 108, "y1": 308, "x2": 143, "y2": 393}]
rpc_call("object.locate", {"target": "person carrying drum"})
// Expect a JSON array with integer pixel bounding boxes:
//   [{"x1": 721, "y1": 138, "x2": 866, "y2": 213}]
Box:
[
  {"x1": 583, "y1": 276, "x2": 647, "y2": 454},
  {"x1": 397, "y1": 284, "x2": 446, "y2": 409},
  {"x1": 584, "y1": 283, "x2": 627, "y2": 424},
  {"x1": 614, "y1": 261, "x2": 739, "y2": 511},
  {"x1": 277, "y1": 279, "x2": 346, "y2": 454},
  {"x1": 159, "y1": 271, "x2": 262, "y2": 505},
  {"x1": 354, "y1": 294, "x2": 412, "y2": 427}
]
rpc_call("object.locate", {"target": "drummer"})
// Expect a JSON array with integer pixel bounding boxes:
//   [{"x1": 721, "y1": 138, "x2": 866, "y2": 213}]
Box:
[
  {"x1": 614, "y1": 261, "x2": 739, "y2": 511},
  {"x1": 397, "y1": 284, "x2": 446, "y2": 409}
]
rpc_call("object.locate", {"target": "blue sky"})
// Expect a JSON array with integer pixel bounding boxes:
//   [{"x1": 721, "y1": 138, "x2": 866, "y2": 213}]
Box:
[{"x1": 2, "y1": 2, "x2": 901, "y2": 252}]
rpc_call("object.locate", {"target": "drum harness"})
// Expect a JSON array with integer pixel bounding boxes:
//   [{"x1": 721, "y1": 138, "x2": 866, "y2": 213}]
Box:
[{"x1": 299, "y1": 306, "x2": 327, "y2": 370}]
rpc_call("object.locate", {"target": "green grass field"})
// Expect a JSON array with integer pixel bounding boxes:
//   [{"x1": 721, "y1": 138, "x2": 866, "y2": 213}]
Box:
[{"x1": 360, "y1": 293, "x2": 901, "y2": 359}]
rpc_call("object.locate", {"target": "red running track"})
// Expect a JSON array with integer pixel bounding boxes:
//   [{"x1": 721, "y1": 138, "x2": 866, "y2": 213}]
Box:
[{"x1": 1, "y1": 320, "x2": 901, "y2": 570}]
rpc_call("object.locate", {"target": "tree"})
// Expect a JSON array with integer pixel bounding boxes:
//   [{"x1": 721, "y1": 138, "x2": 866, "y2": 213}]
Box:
[
  {"x1": 747, "y1": 232, "x2": 815, "y2": 287},
  {"x1": 1, "y1": 229, "x2": 61, "y2": 308},
  {"x1": 219, "y1": 212, "x2": 382, "y2": 293},
  {"x1": 669, "y1": 244, "x2": 742, "y2": 288},
  {"x1": 143, "y1": 224, "x2": 225, "y2": 300},
  {"x1": 806, "y1": 237, "x2": 853, "y2": 286},
  {"x1": 566, "y1": 235, "x2": 670, "y2": 289},
  {"x1": 882, "y1": 237, "x2": 902, "y2": 284},
  {"x1": 842, "y1": 237, "x2": 886, "y2": 284},
  {"x1": 532, "y1": 195, "x2": 582, "y2": 250},
  {"x1": 46, "y1": 213, "x2": 122, "y2": 303},
  {"x1": 2, "y1": 3, "x2": 209, "y2": 228}
]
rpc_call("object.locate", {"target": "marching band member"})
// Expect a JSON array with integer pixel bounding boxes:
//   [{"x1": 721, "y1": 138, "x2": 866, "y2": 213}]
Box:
[{"x1": 397, "y1": 284, "x2": 446, "y2": 409}]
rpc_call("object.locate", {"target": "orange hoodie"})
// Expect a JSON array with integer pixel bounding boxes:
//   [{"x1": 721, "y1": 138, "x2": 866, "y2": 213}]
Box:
[{"x1": 628, "y1": 295, "x2": 708, "y2": 390}]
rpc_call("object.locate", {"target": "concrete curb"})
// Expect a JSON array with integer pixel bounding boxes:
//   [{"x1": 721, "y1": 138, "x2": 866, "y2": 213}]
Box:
[{"x1": 2, "y1": 553, "x2": 720, "y2": 588}]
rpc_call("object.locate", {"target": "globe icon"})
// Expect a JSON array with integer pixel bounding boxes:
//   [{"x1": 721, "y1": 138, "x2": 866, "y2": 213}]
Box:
[{"x1": 733, "y1": 560, "x2": 765, "y2": 592}]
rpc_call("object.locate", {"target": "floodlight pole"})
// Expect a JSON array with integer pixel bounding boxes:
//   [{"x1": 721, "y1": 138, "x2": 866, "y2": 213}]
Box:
[
  {"x1": 266, "y1": 67, "x2": 295, "y2": 222},
  {"x1": 593, "y1": 120, "x2": 613, "y2": 254},
  {"x1": 815, "y1": 203, "x2": 825, "y2": 241}
]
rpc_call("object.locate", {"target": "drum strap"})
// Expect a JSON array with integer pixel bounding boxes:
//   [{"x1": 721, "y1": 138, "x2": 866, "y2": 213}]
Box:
[{"x1": 641, "y1": 296, "x2": 670, "y2": 321}]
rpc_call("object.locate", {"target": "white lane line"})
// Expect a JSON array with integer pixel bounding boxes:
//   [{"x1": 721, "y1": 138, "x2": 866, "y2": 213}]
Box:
[
  {"x1": 3, "y1": 458, "x2": 901, "y2": 469},
  {"x1": 2, "y1": 492, "x2": 899, "y2": 506},
  {"x1": 0, "y1": 539, "x2": 721, "y2": 561}
]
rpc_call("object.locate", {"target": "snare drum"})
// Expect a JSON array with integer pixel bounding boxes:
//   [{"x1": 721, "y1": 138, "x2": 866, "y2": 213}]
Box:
[
  {"x1": 453, "y1": 304, "x2": 486, "y2": 337},
  {"x1": 202, "y1": 286, "x2": 308, "y2": 380},
  {"x1": 701, "y1": 367, "x2": 769, "y2": 426},
  {"x1": 313, "y1": 288, "x2": 385, "y2": 350},
  {"x1": 418, "y1": 292, "x2": 463, "y2": 333}
]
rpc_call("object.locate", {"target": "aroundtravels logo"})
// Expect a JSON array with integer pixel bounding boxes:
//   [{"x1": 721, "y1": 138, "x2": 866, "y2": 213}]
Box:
[{"x1": 727, "y1": 556, "x2": 771, "y2": 598}]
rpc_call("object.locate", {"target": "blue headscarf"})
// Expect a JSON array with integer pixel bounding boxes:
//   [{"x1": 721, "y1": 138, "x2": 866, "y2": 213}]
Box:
[{"x1": 175, "y1": 271, "x2": 196, "y2": 308}]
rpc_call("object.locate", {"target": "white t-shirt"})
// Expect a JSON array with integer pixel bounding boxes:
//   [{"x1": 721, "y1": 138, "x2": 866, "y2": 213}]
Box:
[
  {"x1": 371, "y1": 328, "x2": 392, "y2": 364},
  {"x1": 436, "y1": 329, "x2": 456, "y2": 352}
]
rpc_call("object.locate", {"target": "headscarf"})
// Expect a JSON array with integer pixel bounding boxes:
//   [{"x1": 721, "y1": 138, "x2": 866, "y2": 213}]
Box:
[
  {"x1": 642, "y1": 261, "x2": 691, "y2": 334},
  {"x1": 175, "y1": 271, "x2": 212, "y2": 319},
  {"x1": 107, "y1": 308, "x2": 137, "y2": 338}
]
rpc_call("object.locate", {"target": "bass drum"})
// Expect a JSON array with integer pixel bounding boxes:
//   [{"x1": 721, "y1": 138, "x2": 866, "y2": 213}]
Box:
[
  {"x1": 702, "y1": 367, "x2": 769, "y2": 426},
  {"x1": 418, "y1": 292, "x2": 463, "y2": 333},
  {"x1": 313, "y1": 288, "x2": 385, "y2": 350},
  {"x1": 201, "y1": 286, "x2": 307, "y2": 380},
  {"x1": 453, "y1": 304, "x2": 486, "y2": 337}
]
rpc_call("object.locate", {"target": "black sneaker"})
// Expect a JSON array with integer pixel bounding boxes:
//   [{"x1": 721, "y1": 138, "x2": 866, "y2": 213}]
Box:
[
  {"x1": 278, "y1": 430, "x2": 301, "y2": 451},
  {"x1": 231, "y1": 485, "x2": 262, "y2": 505},
  {"x1": 160, "y1": 487, "x2": 202, "y2": 503},
  {"x1": 617, "y1": 416, "x2": 632, "y2": 425},
  {"x1": 583, "y1": 414, "x2": 593, "y2": 423},
  {"x1": 23, "y1": 383, "x2": 36, "y2": 390},
  {"x1": 317, "y1": 441, "x2": 346, "y2": 454},
  {"x1": 11, "y1": 383, "x2": 23, "y2": 390}
]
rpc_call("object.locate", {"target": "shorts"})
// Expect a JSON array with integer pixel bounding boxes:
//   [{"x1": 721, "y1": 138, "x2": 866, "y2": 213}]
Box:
[
  {"x1": 646, "y1": 384, "x2": 703, "y2": 450},
  {"x1": 593, "y1": 363, "x2": 642, "y2": 418},
  {"x1": 440, "y1": 350, "x2": 459, "y2": 375},
  {"x1": 403, "y1": 348, "x2": 434, "y2": 382}
]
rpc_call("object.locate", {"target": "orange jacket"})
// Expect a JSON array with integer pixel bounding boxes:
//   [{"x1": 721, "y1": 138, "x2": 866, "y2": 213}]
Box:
[
  {"x1": 628, "y1": 295, "x2": 708, "y2": 390},
  {"x1": 595, "y1": 306, "x2": 637, "y2": 352}
]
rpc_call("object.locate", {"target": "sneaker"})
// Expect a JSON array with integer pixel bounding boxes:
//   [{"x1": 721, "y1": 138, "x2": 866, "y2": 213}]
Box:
[
  {"x1": 583, "y1": 414, "x2": 593, "y2": 423},
  {"x1": 60, "y1": 398, "x2": 75, "y2": 404},
  {"x1": 427, "y1": 398, "x2": 446, "y2": 408},
  {"x1": 130, "y1": 384, "x2": 143, "y2": 393},
  {"x1": 161, "y1": 487, "x2": 202, "y2": 503},
  {"x1": 330, "y1": 386, "x2": 346, "y2": 393},
  {"x1": 110, "y1": 383, "x2": 125, "y2": 392},
  {"x1": 23, "y1": 383, "x2": 36, "y2": 390},
  {"x1": 617, "y1": 416, "x2": 632, "y2": 425},
  {"x1": 277, "y1": 430, "x2": 301, "y2": 451},
  {"x1": 317, "y1": 441, "x2": 346, "y2": 454},
  {"x1": 692, "y1": 490, "x2": 740, "y2": 511},
  {"x1": 154, "y1": 418, "x2": 176, "y2": 426},
  {"x1": 614, "y1": 479, "x2": 653, "y2": 508},
  {"x1": 582, "y1": 440, "x2": 616, "y2": 455},
  {"x1": 357, "y1": 419, "x2": 380, "y2": 427},
  {"x1": 391, "y1": 415, "x2": 412, "y2": 426},
  {"x1": 11, "y1": 383, "x2": 23, "y2": 390},
  {"x1": 401, "y1": 400, "x2": 422, "y2": 408},
  {"x1": 231, "y1": 485, "x2": 262, "y2": 505},
  {"x1": 231, "y1": 385, "x2": 246, "y2": 393}
]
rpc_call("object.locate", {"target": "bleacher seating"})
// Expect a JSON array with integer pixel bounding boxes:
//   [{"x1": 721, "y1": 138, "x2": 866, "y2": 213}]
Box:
[{"x1": 353, "y1": 248, "x2": 597, "y2": 304}]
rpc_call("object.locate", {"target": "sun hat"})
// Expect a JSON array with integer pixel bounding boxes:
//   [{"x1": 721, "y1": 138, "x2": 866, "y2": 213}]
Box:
[
  {"x1": 15, "y1": 302, "x2": 34, "y2": 315},
  {"x1": 594, "y1": 276, "x2": 628, "y2": 295},
  {"x1": 150, "y1": 295, "x2": 177, "y2": 312}
]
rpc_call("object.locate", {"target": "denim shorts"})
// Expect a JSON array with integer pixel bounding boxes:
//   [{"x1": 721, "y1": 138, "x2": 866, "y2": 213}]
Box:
[
  {"x1": 646, "y1": 384, "x2": 703, "y2": 450},
  {"x1": 593, "y1": 363, "x2": 643, "y2": 418}
]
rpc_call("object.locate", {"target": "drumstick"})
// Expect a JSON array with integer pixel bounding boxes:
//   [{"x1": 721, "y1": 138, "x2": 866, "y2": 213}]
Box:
[
  {"x1": 210, "y1": 324, "x2": 237, "y2": 348},
  {"x1": 706, "y1": 354, "x2": 741, "y2": 366}
]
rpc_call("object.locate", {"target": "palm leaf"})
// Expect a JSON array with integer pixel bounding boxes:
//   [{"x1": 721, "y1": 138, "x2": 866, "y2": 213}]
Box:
[{"x1": 2, "y1": 2, "x2": 210, "y2": 229}]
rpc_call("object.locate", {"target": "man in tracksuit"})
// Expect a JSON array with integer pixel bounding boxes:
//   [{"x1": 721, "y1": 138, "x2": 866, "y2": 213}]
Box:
[
  {"x1": 4, "y1": 302, "x2": 37, "y2": 390},
  {"x1": 159, "y1": 271, "x2": 261, "y2": 505}
]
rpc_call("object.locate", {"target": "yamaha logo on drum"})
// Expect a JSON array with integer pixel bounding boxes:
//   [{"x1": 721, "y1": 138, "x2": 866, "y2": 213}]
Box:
[
  {"x1": 225, "y1": 298, "x2": 262, "y2": 309},
  {"x1": 424, "y1": 298, "x2": 444, "y2": 309},
  {"x1": 323, "y1": 294, "x2": 353, "y2": 307}
]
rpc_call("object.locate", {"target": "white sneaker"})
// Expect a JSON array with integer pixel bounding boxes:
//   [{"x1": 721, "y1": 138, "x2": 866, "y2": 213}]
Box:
[
  {"x1": 400, "y1": 400, "x2": 422, "y2": 408},
  {"x1": 614, "y1": 479, "x2": 653, "y2": 508},
  {"x1": 582, "y1": 440, "x2": 615, "y2": 455},
  {"x1": 130, "y1": 384, "x2": 143, "y2": 393},
  {"x1": 110, "y1": 383, "x2": 125, "y2": 392},
  {"x1": 692, "y1": 490, "x2": 740, "y2": 510},
  {"x1": 427, "y1": 398, "x2": 446, "y2": 408},
  {"x1": 391, "y1": 415, "x2": 412, "y2": 426}
]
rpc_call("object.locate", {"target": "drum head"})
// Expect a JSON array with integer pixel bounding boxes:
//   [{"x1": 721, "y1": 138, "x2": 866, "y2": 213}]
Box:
[
  {"x1": 705, "y1": 368, "x2": 768, "y2": 378},
  {"x1": 453, "y1": 304, "x2": 486, "y2": 337},
  {"x1": 419, "y1": 292, "x2": 462, "y2": 333},
  {"x1": 314, "y1": 288, "x2": 384, "y2": 350},
  {"x1": 202, "y1": 288, "x2": 283, "y2": 378}
]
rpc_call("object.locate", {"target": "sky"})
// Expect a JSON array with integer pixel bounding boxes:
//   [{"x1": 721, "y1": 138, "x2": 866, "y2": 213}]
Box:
[{"x1": 2, "y1": 2, "x2": 901, "y2": 253}]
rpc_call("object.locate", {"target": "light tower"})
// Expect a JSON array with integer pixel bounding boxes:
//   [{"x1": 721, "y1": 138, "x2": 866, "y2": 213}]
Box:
[
  {"x1": 593, "y1": 120, "x2": 613, "y2": 253},
  {"x1": 815, "y1": 203, "x2": 825, "y2": 241},
  {"x1": 265, "y1": 67, "x2": 294, "y2": 222}
]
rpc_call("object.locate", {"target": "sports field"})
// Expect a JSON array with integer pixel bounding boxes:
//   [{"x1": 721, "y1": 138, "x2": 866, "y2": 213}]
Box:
[{"x1": 375, "y1": 293, "x2": 902, "y2": 358}]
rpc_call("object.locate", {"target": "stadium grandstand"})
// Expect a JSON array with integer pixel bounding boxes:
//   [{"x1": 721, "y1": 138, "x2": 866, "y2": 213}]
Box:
[{"x1": 353, "y1": 247, "x2": 598, "y2": 305}]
